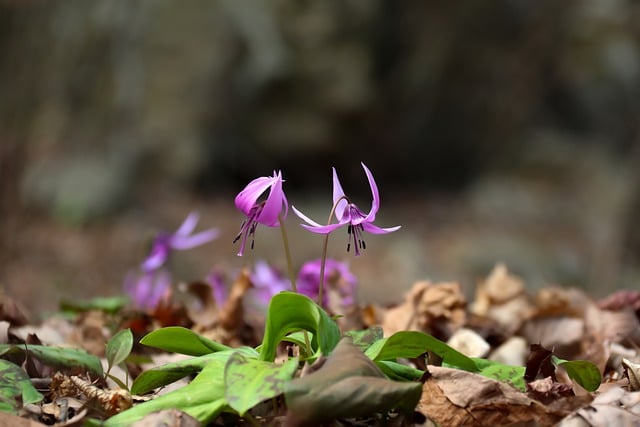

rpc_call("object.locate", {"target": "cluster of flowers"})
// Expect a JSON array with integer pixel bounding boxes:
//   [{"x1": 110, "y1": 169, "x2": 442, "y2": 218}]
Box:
[{"x1": 125, "y1": 163, "x2": 399, "y2": 311}]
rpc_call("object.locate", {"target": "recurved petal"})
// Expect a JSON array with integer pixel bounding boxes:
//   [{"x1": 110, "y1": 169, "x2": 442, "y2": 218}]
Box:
[
  {"x1": 292, "y1": 205, "x2": 324, "y2": 228},
  {"x1": 235, "y1": 175, "x2": 276, "y2": 216},
  {"x1": 141, "y1": 242, "x2": 170, "y2": 271},
  {"x1": 175, "y1": 211, "x2": 199, "y2": 236},
  {"x1": 361, "y1": 221, "x2": 401, "y2": 235},
  {"x1": 300, "y1": 222, "x2": 345, "y2": 234},
  {"x1": 170, "y1": 228, "x2": 220, "y2": 250},
  {"x1": 361, "y1": 162, "x2": 380, "y2": 222},
  {"x1": 332, "y1": 167, "x2": 348, "y2": 220}
]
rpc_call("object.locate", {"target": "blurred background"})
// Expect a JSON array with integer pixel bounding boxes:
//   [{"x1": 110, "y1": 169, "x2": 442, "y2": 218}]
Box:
[{"x1": 2, "y1": 0, "x2": 640, "y2": 315}]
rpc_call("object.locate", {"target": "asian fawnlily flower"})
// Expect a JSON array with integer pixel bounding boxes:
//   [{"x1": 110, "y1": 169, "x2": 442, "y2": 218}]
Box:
[
  {"x1": 297, "y1": 258, "x2": 357, "y2": 306},
  {"x1": 292, "y1": 162, "x2": 400, "y2": 255},
  {"x1": 124, "y1": 268, "x2": 172, "y2": 311},
  {"x1": 142, "y1": 212, "x2": 219, "y2": 272},
  {"x1": 233, "y1": 170, "x2": 289, "y2": 256},
  {"x1": 250, "y1": 260, "x2": 291, "y2": 305}
]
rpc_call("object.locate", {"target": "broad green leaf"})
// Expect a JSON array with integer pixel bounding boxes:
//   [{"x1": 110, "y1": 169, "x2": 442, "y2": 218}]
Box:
[
  {"x1": 470, "y1": 358, "x2": 526, "y2": 391},
  {"x1": 225, "y1": 352, "x2": 298, "y2": 416},
  {"x1": 364, "y1": 331, "x2": 478, "y2": 372},
  {"x1": 131, "y1": 347, "x2": 257, "y2": 395},
  {"x1": 107, "y1": 360, "x2": 228, "y2": 426},
  {"x1": 376, "y1": 360, "x2": 424, "y2": 381},
  {"x1": 106, "y1": 329, "x2": 133, "y2": 373},
  {"x1": 281, "y1": 331, "x2": 319, "y2": 359},
  {"x1": 140, "y1": 326, "x2": 230, "y2": 356},
  {"x1": 60, "y1": 296, "x2": 128, "y2": 313},
  {"x1": 552, "y1": 356, "x2": 601, "y2": 392},
  {"x1": 0, "y1": 344, "x2": 103, "y2": 376},
  {"x1": 345, "y1": 327, "x2": 384, "y2": 352},
  {"x1": 0, "y1": 359, "x2": 43, "y2": 413},
  {"x1": 285, "y1": 338, "x2": 422, "y2": 425},
  {"x1": 260, "y1": 292, "x2": 340, "y2": 362}
]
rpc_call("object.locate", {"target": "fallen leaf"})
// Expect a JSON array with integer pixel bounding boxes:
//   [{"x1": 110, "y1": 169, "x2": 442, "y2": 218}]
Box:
[
  {"x1": 285, "y1": 338, "x2": 422, "y2": 426},
  {"x1": 558, "y1": 386, "x2": 640, "y2": 426},
  {"x1": 383, "y1": 280, "x2": 466, "y2": 339},
  {"x1": 418, "y1": 366, "x2": 585, "y2": 426}
]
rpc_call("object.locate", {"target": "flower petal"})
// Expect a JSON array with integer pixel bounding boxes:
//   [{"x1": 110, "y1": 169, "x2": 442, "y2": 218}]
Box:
[
  {"x1": 175, "y1": 212, "x2": 199, "y2": 236},
  {"x1": 332, "y1": 167, "x2": 348, "y2": 220},
  {"x1": 292, "y1": 205, "x2": 324, "y2": 228},
  {"x1": 361, "y1": 162, "x2": 380, "y2": 223},
  {"x1": 171, "y1": 228, "x2": 219, "y2": 250},
  {"x1": 361, "y1": 221, "x2": 401, "y2": 235},
  {"x1": 256, "y1": 170, "x2": 286, "y2": 226},
  {"x1": 235, "y1": 175, "x2": 275, "y2": 216},
  {"x1": 141, "y1": 240, "x2": 170, "y2": 272},
  {"x1": 300, "y1": 222, "x2": 345, "y2": 234}
]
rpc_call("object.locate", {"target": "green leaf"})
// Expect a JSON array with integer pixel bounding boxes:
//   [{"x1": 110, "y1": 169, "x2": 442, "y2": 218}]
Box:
[
  {"x1": 344, "y1": 327, "x2": 384, "y2": 352},
  {"x1": 140, "y1": 326, "x2": 230, "y2": 356},
  {"x1": 0, "y1": 359, "x2": 43, "y2": 413},
  {"x1": 285, "y1": 338, "x2": 422, "y2": 425},
  {"x1": 552, "y1": 356, "x2": 601, "y2": 392},
  {"x1": 60, "y1": 296, "x2": 128, "y2": 313},
  {"x1": 364, "y1": 331, "x2": 478, "y2": 372},
  {"x1": 225, "y1": 352, "x2": 298, "y2": 416},
  {"x1": 107, "y1": 360, "x2": 228, "y2": 426},
  {"x1": 260, "y1": 292, "x2": 340, "y2": 362},
  {"x1": 131, "y1": 347, "x2": 257, "y2": 395},
  {"x1": 106, "y1": 329, "x2": 133, "y2": 373},
  {"x1": 470, "y1": 358, "x2": 526, "y2": 391},
  {"x1": 376, "y1": 360, "x2": 424, "y2": 381},
  {"x1": 0, "y1": 344, "x2": 103, "y2": 377}
]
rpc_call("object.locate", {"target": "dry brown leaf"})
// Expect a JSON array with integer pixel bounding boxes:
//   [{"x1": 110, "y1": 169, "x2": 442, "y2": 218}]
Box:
[
  {"x1": 0, "y1": 411, "x2": 47, "y2": 427},
  {"x1": 418, "y1": 366, "x2": 586, "y2": 426},
  {"x1": 182, "y1": 281, "x2": 219, "y2": 329},
  {"x1": 446, "y1": 328, "x2": 490, "y2": 358},
  {"x1": 534, "y1": 287, "x2": 592, "y2": 318},
  {"x1": 622, "y1": 358, "x2": 640, "y2": 391},
  {"x1": 416, "y1": 366, "x2": 582, "y2": 426},
  {"x1": 489, "y1": 336, "x2": 528, "y2": 366},
  {"x1": 193, "y1": 268, "x2": 257, "y2": 347},
  {"x1": 130, "y1": 409, "x2": 200, "y2": 427},
  {"x1": 68, "y1": 310, "x2": 110, "y2": 357},
  {"x1": 470, "y1": 264, "x2": 534, "y2": 333},
  {"x1": 383, "y1": 280, "x2": 466, "y2": 339},
  {"x1": 521, "y1": 317, "x2": 584, "y2": 352},
  {"x1": 558, "y1": 386, "x2": 640, "y2": 426}
]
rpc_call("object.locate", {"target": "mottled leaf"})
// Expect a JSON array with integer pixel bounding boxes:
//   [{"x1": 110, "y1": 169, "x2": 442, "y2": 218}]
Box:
[
  {"x1": 107, "y1": 360, "x2": 227, "y2": 426},
  {"x1": 471, "y1": 358, "x2": 527, "y2": 391},
  {"x1": 0, "y1": 359, "x2": 43, "y2": 414},
  {"x1": 365, "y1": 331, "x2": 478, "y2": 372},
  {"x1": 224, "y1": 351, "x2": 298, "y2": 415},
  {"x1": 131, "y1": 347, "x2": 257, "y2": 395},
  {"x1": 285, "y1": 338, "x2": 422, "y2": 425},
  {"x1": 0, "y1": 344, "x2": 102, "y2": 376}
]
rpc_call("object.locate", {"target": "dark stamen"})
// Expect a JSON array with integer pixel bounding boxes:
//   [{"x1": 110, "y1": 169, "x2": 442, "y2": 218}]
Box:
[
  {"x1": 361, "y1": 240, "x2": 366, "y2": 249},
  {"x1": 347, "y1": 242, "x2": 351, "y2": 252}
]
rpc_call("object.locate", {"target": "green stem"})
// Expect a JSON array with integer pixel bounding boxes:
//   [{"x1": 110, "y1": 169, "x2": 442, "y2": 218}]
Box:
[
  {"x1": 279, "y1": 213, "x2": 311, "y2": 355},
  {"x1": 318, "y1": 196, "x2": 349, "y2": 307},
  {"x1": 278, "y1": 213, "x2": 297, "y2": 293}
]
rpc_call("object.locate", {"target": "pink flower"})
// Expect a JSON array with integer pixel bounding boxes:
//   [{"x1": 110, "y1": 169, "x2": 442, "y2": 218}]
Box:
[
  {"x1": 297, "y1": 258, "x2": 357, "y2": 306},
  {"x1": 142, "y1": 212, "x2": 219, "y2": 272},
  {"x1": 234, "y1": 170, "x2": 289, "y2": 256},
  {"x1": 292, "y1": 162, "x2": 400, "y2": 255},
  {"x1": 124, "y1": 269, "x2": 171, "y2": 311}
]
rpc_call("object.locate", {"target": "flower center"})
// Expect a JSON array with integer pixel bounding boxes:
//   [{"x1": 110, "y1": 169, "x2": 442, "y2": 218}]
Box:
[{"x1": 233, "y1": 202, "x2": 265, "y2": 254}]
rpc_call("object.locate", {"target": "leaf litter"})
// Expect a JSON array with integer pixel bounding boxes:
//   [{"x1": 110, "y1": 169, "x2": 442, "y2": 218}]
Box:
[{"x1": 1, "y1": 263, "x2": 640, "y2": 425}]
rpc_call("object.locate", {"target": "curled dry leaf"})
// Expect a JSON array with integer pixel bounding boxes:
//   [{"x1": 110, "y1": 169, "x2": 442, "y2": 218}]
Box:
[
  {"x1": 622, "y1": 358, "x2": 640, "y2": 391},
  {"x1": 383, "y1": 280, "x2": 466, "y2": 339},
  {"x1": 470, "y1": 263, "x2": 534, "y2": 333},
  {"x1": 418, "y1": 366, "x2": 589, "y2": 426},
  {"x1": 192, "y1": 268, "x2": 257, "y2": 347}
]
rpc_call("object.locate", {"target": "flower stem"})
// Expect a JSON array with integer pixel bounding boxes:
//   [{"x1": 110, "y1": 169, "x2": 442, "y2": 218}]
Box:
[
  {"x1": 278, "y1": 213, "x2": 297, "y2": 293},
  {"x1": 278, "y1": 213, "x2": 311, "y2": 356},
  {"x1": 318, "y1": 196, "x2": 349, "y2": 306}
]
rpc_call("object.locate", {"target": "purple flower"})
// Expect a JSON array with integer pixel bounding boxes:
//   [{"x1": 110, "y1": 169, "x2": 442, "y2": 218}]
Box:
[
  {"x1": 292, "y1": 162, "x2": 400, "y2": 255},
  {"x1": 207, "y1": 270, "x2": 228, "y2": 306},
  {"x1": 124, "y1": 268, "x2": 171, "y2": 311},
  {"x1": 234, "y1": 170, "x2": 289, "y2": 256},
  {"x1": 142, "y1": 212, "x2": 219, "y2": 272},
  {"x1": 249, "y1": 260, "x2": 291, "y2": 305},
  {"x1": 297, "y1": 258, "x2": 358, "y2": 306}
]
